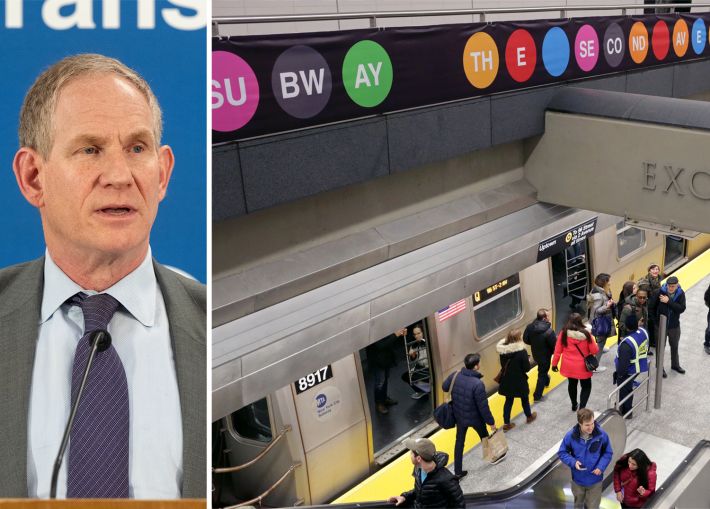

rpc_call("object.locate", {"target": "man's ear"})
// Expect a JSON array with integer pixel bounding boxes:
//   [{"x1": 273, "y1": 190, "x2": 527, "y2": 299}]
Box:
[
  {"x1": 13, "y1": 147, "x2": 45, "y2": 208},
  {"x1": 156, "y1": 145, "x2": 175, "y2": 201}
]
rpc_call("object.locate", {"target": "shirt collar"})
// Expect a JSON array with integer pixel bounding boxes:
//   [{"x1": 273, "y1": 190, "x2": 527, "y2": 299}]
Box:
[{"x1": 41, "y1": 249, "x2": 157, "y2": 327}]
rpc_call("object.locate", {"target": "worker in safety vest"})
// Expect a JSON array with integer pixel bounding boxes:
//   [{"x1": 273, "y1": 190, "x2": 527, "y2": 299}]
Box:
[{"x1": 614, "y1": 314, "x2": 649, "y2": 419}]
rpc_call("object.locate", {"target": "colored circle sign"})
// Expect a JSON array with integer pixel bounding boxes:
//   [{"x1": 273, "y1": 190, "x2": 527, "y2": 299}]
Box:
[
  {"x1": 342, "y1": 40, "x2": 393, "y2": 108},
  {"x1": 271, "y1": 45, "x2": 332, "y2": 119},
  {"x1": 542, "y1": 27, "x2": 570, "y2": 77},
  {"x1": 212, "y1": 51, "x2": 259, "y2": 132},
  {"x1": 692, "y1": 18, "x2": 707, "y2": 54},
  {"x1": 574, "y1": 25, "x2": 599, "y2": 72},
  {"x1": 603, "y1": 23, "x2": 625, "y2": 68},
  {"x1": 673, "y1": 19, "x2": 690, "y2": 57},
  {"x1": 505, "y1": 29, "x2": 537, "y2": 82},
  {"x1": 463, "y1": 32, "x2": 499, "y2": 89},
  {"x1": 629, "y1": 21, "x2": 649, "y2": 64},
  {"x1": 652, "y1": 20, "x2": 670, "y2": 60}
]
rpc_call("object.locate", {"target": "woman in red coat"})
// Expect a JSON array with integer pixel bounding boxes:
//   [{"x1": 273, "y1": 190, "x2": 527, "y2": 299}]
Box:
[
  {"x1": 614, "y1": 449, "x2": 656, "y2": 507},
  {"x1": 551, "y1": 313, "x2": 598, "y2": 411}
]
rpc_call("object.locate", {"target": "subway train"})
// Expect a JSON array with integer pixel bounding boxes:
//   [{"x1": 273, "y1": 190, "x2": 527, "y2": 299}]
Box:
[{"x1": 212, "y1": 224, "x2": 710, "y2": 508}]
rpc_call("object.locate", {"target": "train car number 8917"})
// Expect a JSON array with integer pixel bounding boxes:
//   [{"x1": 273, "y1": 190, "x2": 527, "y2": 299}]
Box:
[{"x1": 294, "y1": 365, "x2": 333, "y2": 394}]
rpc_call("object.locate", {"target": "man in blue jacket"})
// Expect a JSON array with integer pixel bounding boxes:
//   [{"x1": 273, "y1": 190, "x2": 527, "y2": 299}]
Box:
[
  {"x1": 649, "y1": 276, "x2": 687, "y2": 374},
  {"x1": 558, "y1": 408, "x2": 613, "y2": 509},
  {"x1": 442, "y1": 353, "x2": 497, "y2": 480}
]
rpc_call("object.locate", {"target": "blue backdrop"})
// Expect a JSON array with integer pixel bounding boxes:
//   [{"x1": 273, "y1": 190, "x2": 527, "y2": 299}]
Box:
[{"x1": 0, "y1": 1, "x2": 206, "y2": 282}]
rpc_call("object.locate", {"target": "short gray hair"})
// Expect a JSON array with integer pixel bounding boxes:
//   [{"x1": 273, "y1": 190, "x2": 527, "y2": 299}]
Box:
[{"x1": 18, "y1": 53, "x2": 163, "y2": 157}]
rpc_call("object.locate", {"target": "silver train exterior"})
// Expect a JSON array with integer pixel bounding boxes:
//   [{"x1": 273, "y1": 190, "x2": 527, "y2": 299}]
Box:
[{"x1": 213, "y1": 227, "x2": 710, "y2": 507}]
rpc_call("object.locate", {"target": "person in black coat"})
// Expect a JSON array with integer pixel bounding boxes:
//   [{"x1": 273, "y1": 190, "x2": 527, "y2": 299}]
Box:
[
  {"x1": 367, "y1": 328, "x2": 407, "y2": 414},
  {"x1": 523, "y1": 309, "x2": 557, "y2": 401},
  {"x1": 497, "y1": 328, "x2": 537, "y2": 431},
  {"x1": 442, "y1": 353, "x2": 497, "y2": 479},
  {"x1": 704, "y1": 281, "x2": 710, "y2": 355},
  {"x1": 649, "y1": 276, "x2": 687, "y2": 374},
  {"x1": 389, "y1": 438, "x2": 465, "y2": 509}
]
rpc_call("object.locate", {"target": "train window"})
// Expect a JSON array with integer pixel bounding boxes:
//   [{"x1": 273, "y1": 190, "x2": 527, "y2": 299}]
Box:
[
  {"x1": 473, "y1": 277, "x2": 522, "y2": 338},
  {"x1": 616, "y1": 221, "x2": 646, "y2": 259},
  {"x1": 230, "y1": 398, "x2": 272, "y2": 443}
]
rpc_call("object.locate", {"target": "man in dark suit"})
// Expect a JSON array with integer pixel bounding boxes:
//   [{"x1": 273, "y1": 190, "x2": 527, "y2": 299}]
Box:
[{"x1": 0, "y1": 54, "x2": 205, "y2": 498}]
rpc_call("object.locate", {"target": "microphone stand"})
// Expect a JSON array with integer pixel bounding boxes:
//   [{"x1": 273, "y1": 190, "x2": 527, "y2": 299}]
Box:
[{"x1": 50, "y1": 330, "x2": 112, "y2": 499}]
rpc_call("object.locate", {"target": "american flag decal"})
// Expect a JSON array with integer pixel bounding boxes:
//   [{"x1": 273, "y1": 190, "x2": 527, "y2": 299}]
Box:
[{"x1": 437, "y1": 299, "x2": 467, "y2": 322}]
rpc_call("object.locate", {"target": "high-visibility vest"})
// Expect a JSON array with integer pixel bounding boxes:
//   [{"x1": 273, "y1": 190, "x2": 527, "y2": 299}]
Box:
[{"x1": 615, "y1": 327, "x2": 649, "y2": 375}]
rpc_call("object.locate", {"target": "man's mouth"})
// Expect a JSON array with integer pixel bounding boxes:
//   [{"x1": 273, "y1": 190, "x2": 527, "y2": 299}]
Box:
[{"x1": 99, "y1": 206, "x2": 134, "y2": 215}]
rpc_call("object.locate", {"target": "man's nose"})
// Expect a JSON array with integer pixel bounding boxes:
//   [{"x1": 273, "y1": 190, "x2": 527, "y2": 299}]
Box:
[{"x1": 99, "y1": 149, "x2": 133, "y2": 187}]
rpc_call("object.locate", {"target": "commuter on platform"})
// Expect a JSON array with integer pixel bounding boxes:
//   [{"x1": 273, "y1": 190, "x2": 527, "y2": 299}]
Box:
[
  {"x1": 617, "y1": 281, "x2": 636, "y2": 321},
  {"x1": 496, "y1": 329, "x2": 537, "y2": 431},
  {"x1": 558, "y1": 408, "x2": 613, "y2": 509},
  {"x1": 587, "y1": 273, "x2": 616, "y2": 371},
  {"x1": 442, "y1": 353, "x2": 497, "y2": 480},
  {"x1": 388, "y1": 437, "x2": 465, "y2": 508},
  {"x1": 613, "y1": 449, "x2": 656, "y2": 508},
  {"x1": 638, "y1": 264, "x2": 662, "y2": 352},
  {"x1": 523, "y1": 309, "x2": 557, "y2": 401},
  {"x1": 367, "y1": 328, "x2": 406, "y2": 414},
  {"x1": 552, "y1": 313, "x2": 598, "y2": 412},
  {"x1": 704, "y1": 281, "x2": 710, "y2": 355},
  {"x1": 617, "y1": 288, "x2": 649, "y2": 341},
  {"x1": 614, "y1": 314, "x2": 649, "y2": 419},
  {"x1": 649, "y1": 276, "x2": 686, "y2": 376}
]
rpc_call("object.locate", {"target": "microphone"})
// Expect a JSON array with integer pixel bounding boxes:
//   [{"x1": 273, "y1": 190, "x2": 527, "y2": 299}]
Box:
[{"x1": 49, "y1": 330, "x2": 112, "y2": 499}]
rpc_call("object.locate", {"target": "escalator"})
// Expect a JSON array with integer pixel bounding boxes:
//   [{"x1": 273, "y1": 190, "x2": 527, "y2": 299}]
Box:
[{"x1": 648, "y1": 440, "x2": 710, "y2": 509}]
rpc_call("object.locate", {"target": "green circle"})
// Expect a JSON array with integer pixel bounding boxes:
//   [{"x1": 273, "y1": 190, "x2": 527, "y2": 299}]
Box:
[{"x1": 342, "y1": 40, "x2": 393, "y2": 108}]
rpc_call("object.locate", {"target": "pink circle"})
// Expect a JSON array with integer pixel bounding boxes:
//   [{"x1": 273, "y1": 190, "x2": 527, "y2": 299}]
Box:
[
  {"x1": 574, "y1": 25, "x2": 599, "y2": 72},
  {"x1": 212, "y1": 51, "x2": 259, "y2": 132}
]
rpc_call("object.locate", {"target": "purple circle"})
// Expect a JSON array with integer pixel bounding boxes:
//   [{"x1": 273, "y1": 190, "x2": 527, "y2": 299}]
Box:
[
  {"x1": 575, "y1": 25, "x2": 599, "y2": 72},
  {"x1": 212, "y1": 51, "x2": 259, "y2": 132}
]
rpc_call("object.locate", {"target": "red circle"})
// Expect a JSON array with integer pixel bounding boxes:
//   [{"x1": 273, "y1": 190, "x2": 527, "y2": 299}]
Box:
[
  {"x1": 505, "y1": 29, "x2": 537, "y2": 83},
  {"x1": 652, "y1": 20, "x2": 670, "y2": 60}
]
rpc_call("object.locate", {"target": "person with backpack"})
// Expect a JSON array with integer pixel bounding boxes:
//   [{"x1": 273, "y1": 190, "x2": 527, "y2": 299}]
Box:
[
  {"x1": 523, "y1": 309, "x2": 557, "y2": 401},
  {"x1": 552, "y1": 313, "x2": 599, "y2": 412},
  {"x1": 558, "y1": 408, "x2": 613, "y2": 509},
  {"x1": 587, "y1": 273, "x2": 615, "y2": 372},
  {"x1": 638, "y1": 264, "x2": 662, "y2": 353},
  {"x1": 442, "y1": 353, "x2": 497, "y2": 480}
]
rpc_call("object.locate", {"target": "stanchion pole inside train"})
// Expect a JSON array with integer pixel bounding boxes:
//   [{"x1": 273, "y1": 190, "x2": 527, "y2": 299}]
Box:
[{"x1": 654, "y1": 314, "x2": 668, "y2": 409}]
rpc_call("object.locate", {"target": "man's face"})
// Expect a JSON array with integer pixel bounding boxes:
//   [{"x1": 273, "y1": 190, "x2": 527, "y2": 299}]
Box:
[
  {"x1": 413, "y1": 328, "x2": 423, "y2": 340},
  {"x1": 20, "y1": 74, "x2": 173, "y2": 264},
  {"x1": 667, "y1": 283, "x2": 678, "y2": 293},
  {"x1": 636, "y1": 291, "x2": 648, "y2": 304},
  {"x1": 579, "y1": 418, "x2": 595, "y2": 435}
]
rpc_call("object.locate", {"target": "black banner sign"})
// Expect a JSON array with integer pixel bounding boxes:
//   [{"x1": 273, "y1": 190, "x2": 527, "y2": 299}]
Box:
[
  {"x1": 473, "y1": 273, "x2": 521, "y2": 307},
  {"x1": 537, "y1": 218, "x2": 598, "y2": 262},
  {"x1": 294, "y1": 365, "x2": 333, "y2": 394},
  {"x1": 213, "y1": 13, "x2": 710, "y2": 142}
]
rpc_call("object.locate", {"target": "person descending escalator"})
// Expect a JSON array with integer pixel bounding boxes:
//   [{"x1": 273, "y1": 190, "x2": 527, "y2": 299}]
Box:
[
  {"x1": 613, "y1": 449, "x2": 656, "y2": 508},
  {"x1": 388, "y1": 437, "x2": 465, "y2": 509}
]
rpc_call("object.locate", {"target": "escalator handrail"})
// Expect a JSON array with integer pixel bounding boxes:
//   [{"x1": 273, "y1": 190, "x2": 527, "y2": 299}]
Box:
[{"x1": 646, "y1": 439, "x2": 710, "y2": 508}]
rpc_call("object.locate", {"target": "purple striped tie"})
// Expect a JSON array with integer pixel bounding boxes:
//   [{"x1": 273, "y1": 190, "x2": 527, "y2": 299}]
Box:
[{"x1": 67, "y1": 293, "x2": 129, "y2": 498}]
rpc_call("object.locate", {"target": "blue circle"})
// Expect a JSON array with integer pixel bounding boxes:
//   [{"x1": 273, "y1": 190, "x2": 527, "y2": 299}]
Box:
[
  {"x1": 692, "y1": 18, "x2": 706, "y2": 55},
  {"x1": 542, "y1": 27, "x2": 570, "y2": 77}
]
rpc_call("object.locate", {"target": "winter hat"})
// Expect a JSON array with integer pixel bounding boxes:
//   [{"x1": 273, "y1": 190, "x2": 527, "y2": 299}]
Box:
[{"x1": 625, "y1": 313, "x2": 639, "y2": 331}]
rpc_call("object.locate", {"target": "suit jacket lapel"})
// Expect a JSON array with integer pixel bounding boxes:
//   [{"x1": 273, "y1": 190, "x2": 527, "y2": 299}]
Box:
[
  {"x1": 0, "y1": 258, "x2": 44, "y2": 496},
  {"x1": 154, "y1": 262, "x2": 206, "y2": 498}
]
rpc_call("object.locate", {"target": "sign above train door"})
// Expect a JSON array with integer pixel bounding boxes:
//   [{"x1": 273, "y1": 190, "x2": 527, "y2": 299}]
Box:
[
  {"x1": 524, "y1": 88, "x2": 710, "y2": 236},
  {"x1": 536, "y1": 218, "x2": 598, "y2": 262}
]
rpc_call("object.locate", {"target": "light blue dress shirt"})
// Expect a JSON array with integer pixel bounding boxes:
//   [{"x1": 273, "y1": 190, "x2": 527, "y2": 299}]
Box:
[{"x1": 27, "y1": 249, "x2": 183, "y2": 498}]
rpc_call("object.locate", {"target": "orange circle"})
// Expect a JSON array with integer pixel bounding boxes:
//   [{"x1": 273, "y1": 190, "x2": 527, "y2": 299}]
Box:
[
  {"x1": 629, "y1": 22, "x2": 649, "y2": 64},
  {"x1": 463, "y1": 32, "x2": 499, "y2": 89},
  {"x1": 673, "y1": 19, "x2": 690, "y2": 57}
]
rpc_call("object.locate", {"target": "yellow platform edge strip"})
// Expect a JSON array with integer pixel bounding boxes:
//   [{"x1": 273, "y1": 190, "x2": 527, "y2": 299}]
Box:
[{"x1": 333, "y1": 249, "x2": 710, "y2": 503}]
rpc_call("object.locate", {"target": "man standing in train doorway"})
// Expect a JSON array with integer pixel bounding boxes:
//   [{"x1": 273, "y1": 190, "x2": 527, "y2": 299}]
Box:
[
  {"x1": 703, "y1": 280, "x2": 710, "y2": 355},
  {"x1": 368, "y1": 328, "x2": 407, "y2": 414},
  {"x1": 0, "y1": 54, "x2": 205, "y2": 498}
]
